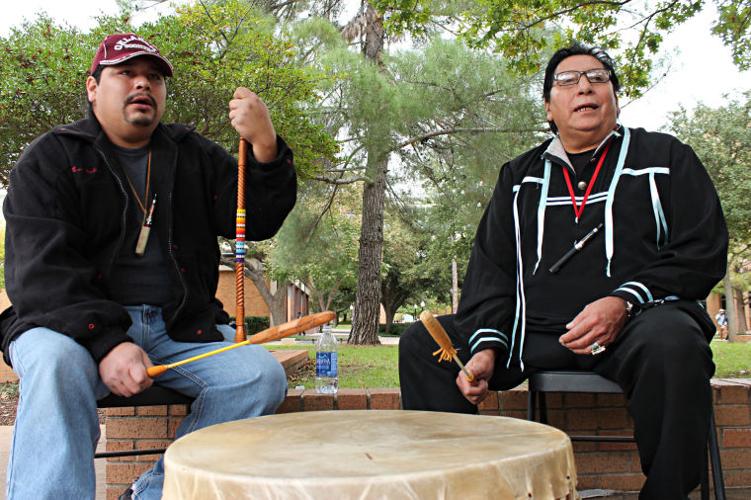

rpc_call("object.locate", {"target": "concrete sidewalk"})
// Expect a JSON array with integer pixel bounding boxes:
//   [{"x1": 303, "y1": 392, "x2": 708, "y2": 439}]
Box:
[
  {"x1": 269, "y1": 334, "x2": 399, "y2": 345},
  {"x1": 0, "y1": 425, "x2": 107, "y2": 499}
]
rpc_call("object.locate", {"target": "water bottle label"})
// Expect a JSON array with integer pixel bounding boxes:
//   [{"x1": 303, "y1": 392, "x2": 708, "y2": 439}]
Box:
[{"x1": 316, "y1": 352, "x2": 338, "y2": 377}]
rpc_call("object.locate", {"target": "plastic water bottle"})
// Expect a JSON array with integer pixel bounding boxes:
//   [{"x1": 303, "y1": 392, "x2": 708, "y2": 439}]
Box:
[{"x1": 315, "y1": 323, "x2": 338, "y2": 394}]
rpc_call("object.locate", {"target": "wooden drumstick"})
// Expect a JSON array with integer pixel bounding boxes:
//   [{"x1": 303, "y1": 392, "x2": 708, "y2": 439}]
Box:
[
  {"x1": 147, "y1": 311, "x2": 336, "y2": 377},
  {"x1": 419, "y1": 311, "x2": 475, "y2": 382}
]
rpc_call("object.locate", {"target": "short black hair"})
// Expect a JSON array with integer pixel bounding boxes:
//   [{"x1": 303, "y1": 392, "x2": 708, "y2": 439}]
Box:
[
  {"x1": 86, "y1": 66, "x2": 104, "y2": 117},
  {"x1": 543, "y1": 43, "x2": 620, "y2": 133},
  {"x1": 91, "y1": 65, "x2": 104, "y2": 83},
  {"x1": 543, "y1": 43, "x2": 620, "y2": 102}
]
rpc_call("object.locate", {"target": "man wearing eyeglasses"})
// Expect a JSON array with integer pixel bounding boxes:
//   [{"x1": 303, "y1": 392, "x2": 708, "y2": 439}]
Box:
[{"x1": 400, "y1": 43, "x2": 727, "y2": 497}]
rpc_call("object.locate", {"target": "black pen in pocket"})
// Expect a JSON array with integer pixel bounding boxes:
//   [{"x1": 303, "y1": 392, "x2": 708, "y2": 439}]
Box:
[{"x1": 549, "y1": 222, "x2": 604, "y2": 274}]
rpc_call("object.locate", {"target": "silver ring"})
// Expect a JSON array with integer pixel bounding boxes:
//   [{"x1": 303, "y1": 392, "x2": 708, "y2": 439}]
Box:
[{"x1": 590, "y1": 341, "x2": 606, "y2": 356}]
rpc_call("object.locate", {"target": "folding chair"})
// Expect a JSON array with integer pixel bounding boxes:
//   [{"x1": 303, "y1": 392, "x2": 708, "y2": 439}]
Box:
[{"x1": 527, "y1": 370, "x2": 725, "y2": 500}]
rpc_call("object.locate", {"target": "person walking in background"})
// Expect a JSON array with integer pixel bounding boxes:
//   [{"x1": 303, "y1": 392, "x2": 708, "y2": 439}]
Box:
[{"x1": 716, "y1": 308, "x2": 728, "y2": 340}]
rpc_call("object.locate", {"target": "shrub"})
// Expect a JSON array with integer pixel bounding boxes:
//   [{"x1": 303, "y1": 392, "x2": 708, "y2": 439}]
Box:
[
  {"x1": 246, "y1": 316, "x2": 270, "y2": 334},
  {"x1": 378, "y1": 322, "x2": 414, "y2": 336},
  {"x1": 229, "y1": 316, "x2": 271, "y2": 335}
]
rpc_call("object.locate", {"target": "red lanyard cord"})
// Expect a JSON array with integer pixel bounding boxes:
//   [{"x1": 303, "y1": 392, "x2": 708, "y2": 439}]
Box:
[{"x1": 561, "y1": 141, "x2": 611, "y2": 220}]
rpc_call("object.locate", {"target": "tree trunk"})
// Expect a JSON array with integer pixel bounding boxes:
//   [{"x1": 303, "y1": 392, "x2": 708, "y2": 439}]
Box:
[
  {"x1": 220, "y1": 255, "x2": 288, "y2": 327},
  {"x1": 349, "y1": 154, "x2": 387, "y2": 345},
  {"x1": 384, "y1": 304, "x2": 400, "y2": 334},
  {"x1": 723, "y1": 270, "x2": 739, "y2": 341},
  {"x1": 380, "y1": 278, "x2": 409, "y2": 335},
  {"x1": 269, "y1": 284, "x2": 289, "y2": 326},
  {"x1": 348, "y1": 2, "x2": 386, "y2": 345},
  {"x1": 733, "y1": 287, "x2": 747, "y2": 337}
]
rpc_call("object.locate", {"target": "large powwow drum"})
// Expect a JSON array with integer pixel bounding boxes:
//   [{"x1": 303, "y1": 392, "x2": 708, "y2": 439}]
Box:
[{"x1": 163, "y1": 410, "x2": 577, "y2": 499}]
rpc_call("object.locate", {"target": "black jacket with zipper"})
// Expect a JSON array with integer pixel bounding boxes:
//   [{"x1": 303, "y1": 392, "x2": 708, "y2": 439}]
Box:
[{"x1": 1, "y1": 116, "x2": 296, "y2": 365}]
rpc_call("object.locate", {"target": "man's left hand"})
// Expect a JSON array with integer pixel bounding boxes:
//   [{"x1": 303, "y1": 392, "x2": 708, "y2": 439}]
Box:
[
  {"x1": 559, "y1": 296, "x2": 628, "y2": 355},
  {"x1": 228, "y1": 87, "x2": 277, "y2": 162}
]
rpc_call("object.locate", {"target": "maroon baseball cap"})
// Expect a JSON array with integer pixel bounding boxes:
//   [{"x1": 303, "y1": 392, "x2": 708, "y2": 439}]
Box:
[{"x1": 90, "y1": 33, "x2": 173, "y2": 77}]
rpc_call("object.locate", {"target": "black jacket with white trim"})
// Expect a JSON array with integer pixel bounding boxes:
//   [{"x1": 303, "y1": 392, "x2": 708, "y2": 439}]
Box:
[{"x1": 456, "y1": 126, "x2": 727, "y2": 367}]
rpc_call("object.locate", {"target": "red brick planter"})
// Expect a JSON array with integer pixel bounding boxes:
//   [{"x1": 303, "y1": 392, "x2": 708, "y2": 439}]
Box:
[{"x1": 103, "y1": 380, "x2": 751, "y2": 498}]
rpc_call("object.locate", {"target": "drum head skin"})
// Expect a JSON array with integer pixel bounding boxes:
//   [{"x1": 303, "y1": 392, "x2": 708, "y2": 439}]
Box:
[{"x1": 163, "y1": 410, "x2": 577, "y2": 499}]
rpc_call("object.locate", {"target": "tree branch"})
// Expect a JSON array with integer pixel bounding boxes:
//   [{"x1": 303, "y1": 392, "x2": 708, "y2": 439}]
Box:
[
  {"x1": 198, "y1": 0, "x2": 231, "y2": 48},
  {"x1": 219, "y1": 255, "x2": 275, "y2": 308},
  {"x1": 519, "y1": 0, "x2": 633, "y2": 32},
  {"x1": 390, "y1": 126, "x2": 545, "y2": 152},
  {"x1": 325, "y1": 167, "x2": 367, "y2": 174},
  {"x1": 304, "y1": 183, "x2": 339, "y2": 243},
  {"x1": 312, "y1": 175, "x2": 369, "y2": 184}
]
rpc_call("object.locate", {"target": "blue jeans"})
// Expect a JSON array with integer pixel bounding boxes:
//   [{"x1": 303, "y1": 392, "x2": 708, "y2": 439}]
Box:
[{"x1": 6, "y1": 305, "x2": 287, "y2": 499}]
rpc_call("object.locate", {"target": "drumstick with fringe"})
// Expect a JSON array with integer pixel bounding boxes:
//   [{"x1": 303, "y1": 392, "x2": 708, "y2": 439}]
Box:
[
  {"x1": 147, "y1": 311, "x2": 335, "y2": 378},
  {"x1": 419, "y1": 311, "x2": 475, "y2": 382}
]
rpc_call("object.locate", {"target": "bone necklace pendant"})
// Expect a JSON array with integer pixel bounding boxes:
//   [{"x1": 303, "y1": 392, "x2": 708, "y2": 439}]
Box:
[{"x1": 135, "y1": 193, "x2": 158, "y2": 257}]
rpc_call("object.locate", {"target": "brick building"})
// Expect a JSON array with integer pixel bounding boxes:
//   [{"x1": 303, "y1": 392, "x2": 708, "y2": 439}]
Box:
[
  {"x1": 215, "y1": 265, "x2": 309, "y2": 323},
  {"x1": 0, "y1": 263, "x2": 310, "y2": 331},
  {"x1": 707, "y1": 291, "x2": 751, "y2": 338}
]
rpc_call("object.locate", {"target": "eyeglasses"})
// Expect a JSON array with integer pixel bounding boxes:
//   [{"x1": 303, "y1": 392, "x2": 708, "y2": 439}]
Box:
[{"x1": 553, "y1": 68, "x2": 611, "y2": 86}]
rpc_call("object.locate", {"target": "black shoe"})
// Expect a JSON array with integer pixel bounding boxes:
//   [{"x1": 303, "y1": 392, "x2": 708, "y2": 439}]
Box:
[{"x1": 118, "y1": 487, "x2": 133, "y2": 500}]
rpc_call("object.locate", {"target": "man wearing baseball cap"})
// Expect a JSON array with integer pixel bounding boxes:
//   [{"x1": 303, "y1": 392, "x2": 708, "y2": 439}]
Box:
[{"x1": 1, "y1": 33, "x2": 297, "y2": 499}]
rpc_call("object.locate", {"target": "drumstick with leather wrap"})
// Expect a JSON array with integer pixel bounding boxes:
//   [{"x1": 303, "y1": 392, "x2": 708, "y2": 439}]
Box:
[
  {"x1": 419, "y1": 311, "x2": 475, "y2": 382},
  {"x1": 147, "y1": 311, "x2": 335, "y2": 378}
]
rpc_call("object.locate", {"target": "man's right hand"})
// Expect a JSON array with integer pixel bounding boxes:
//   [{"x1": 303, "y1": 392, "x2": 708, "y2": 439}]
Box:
[
  {"x1": 455, "y1": 349, "x2": 497, "y2": 405},
  {"x1": 99, "y1": 342, "x2": 153, "y2": 397}
]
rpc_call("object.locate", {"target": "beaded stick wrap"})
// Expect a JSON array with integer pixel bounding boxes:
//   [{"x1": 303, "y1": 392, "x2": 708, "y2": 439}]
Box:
[{"x1": 234, "y1": 139, "x2": 248, "y2": 343}]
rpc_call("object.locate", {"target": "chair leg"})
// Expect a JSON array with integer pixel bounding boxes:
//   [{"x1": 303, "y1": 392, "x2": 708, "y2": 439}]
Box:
[
  {"x1": 700, "y1": 439, "x2": 709, "y2": 500},
  {"x1": 539, "y1": 392, "x2": 548, "y2": 425},
  {"x1": 527, "y1": 390, "x2": 536, "y2": 421},
  {"x1": 708, "y1": 410, "x2": 726, "y2": 500}
]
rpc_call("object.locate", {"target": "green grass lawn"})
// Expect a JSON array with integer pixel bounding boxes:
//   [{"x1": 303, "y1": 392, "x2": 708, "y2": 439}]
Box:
[
  {"x1": 710, "y1": 340, "x2": 751, "y2": 378},
  {"x1": 269, "y1": 344, "x2": 399, "y2": 389},
  {"x1": 0, "y1": 342, "x2": 744, "y2": 399},
  {"x1": 269, "y1": 340, "x2": 751, "y2": 389}
]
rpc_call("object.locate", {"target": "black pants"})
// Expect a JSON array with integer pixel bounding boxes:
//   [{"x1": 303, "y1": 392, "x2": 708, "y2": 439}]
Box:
[{"x1": 399, "y1": 304, "x2": 715, "y2": 499}]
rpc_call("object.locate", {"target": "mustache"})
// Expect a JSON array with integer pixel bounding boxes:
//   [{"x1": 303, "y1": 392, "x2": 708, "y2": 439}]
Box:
[{"x1": 125, "y1": 93, "x2": 157, "y2": 108}]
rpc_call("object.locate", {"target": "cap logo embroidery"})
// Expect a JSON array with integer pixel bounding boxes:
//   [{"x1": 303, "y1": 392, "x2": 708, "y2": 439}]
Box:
[{"x1": 113, "y1": 35, "x2": 157, "y2": 53}]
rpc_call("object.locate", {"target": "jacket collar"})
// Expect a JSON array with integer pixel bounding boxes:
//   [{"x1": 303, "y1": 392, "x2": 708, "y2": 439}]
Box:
[
  {"x1": 541, "y1": 124, "x2": 623, "y2": 171},
  {"x1": 53, "y1": 115, "x2": 194, "y2": 148}
]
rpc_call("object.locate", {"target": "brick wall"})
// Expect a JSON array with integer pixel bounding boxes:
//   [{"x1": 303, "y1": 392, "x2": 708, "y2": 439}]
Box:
[
  {"x1": 216, "y1": 269, "x2": 269, "y2": 318},
  {"x1": 104, "y1": 404, "x2": 188, "y2": 499},
  {"x1": 104, "y1": 388, "x2": 401, "y2": 499},
  {"x1": 480, "y1": 380, "x2": 751, "y2": 491},
  {"x1": 0, "y1": 359, "x2": 17, "y2": 383},
  {"x1": 104, "y1": 380, "x2": 750, "y2": 498}
]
